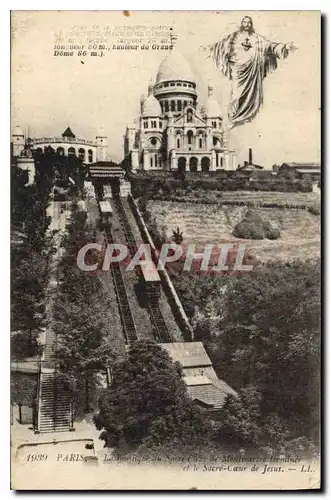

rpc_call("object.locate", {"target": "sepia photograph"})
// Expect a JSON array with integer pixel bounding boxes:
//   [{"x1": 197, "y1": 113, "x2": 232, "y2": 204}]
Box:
[{"x1": 10, "y1": 10, "x2": 321, "y2": 490}]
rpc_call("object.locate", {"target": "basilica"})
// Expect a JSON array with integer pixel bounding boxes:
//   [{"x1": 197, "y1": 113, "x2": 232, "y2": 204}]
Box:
[{"x1": 124, "y1": 34, "x2": 237, "y2": 173}]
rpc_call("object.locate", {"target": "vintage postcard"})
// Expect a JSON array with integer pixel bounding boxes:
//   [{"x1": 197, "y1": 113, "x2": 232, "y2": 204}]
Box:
[{"x1": 11, "y1": 10, "x2": 321, "y2": 490}]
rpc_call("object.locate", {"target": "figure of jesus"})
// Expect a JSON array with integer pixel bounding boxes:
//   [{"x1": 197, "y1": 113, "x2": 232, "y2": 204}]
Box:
[{"x1": 208, "y1": 16, "x2": 297, "y2": 127}]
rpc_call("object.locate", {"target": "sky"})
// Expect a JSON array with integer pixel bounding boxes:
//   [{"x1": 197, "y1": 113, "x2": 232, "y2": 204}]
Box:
[{"x1": 11, "y1": 10, "x2": 321, "y2": 168}]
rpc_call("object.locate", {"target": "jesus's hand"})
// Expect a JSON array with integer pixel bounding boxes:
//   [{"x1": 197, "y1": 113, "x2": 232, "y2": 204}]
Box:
[{"x1": 286, "y1": 42, "x2": 298, "y2": 52}]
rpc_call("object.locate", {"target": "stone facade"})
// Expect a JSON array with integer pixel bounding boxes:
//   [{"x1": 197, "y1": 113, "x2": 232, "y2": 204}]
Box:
[
  {"x1": 11, "y1": 126, "x2": 108, "y2": 164},
  {"x1": 124, "y1": 34, "x2": 236, "y2": 172}
]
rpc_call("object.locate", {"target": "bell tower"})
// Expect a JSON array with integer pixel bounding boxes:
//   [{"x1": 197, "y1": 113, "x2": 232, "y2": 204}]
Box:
[
  {"x1": 12, "y1": 126, "x2": 25, "y2": 157},
  {"x1": 96, "y1": 132, "x2": 108, "y2": 161}
]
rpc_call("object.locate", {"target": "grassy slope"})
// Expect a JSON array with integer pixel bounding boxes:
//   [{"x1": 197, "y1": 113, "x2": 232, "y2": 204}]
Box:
[{"x1": 148, "y1": 200, "x2": 320, "y2": 263}]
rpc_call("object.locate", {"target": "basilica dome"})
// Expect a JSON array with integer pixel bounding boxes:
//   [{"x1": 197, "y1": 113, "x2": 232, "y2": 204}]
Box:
[
  {"x1": 156, "y1": 49, "x2": 195, "y2": 84},
  {"x1": 141, "y1": 92, "x2": 162, "y2": 117}
]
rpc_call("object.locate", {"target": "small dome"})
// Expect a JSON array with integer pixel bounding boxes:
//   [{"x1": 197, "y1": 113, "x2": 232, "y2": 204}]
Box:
[
  {"x1": 142, "y1": 93, "x2": 161, "y2": 116},
  {"x1": 156, "y1": 50, "x2": 195, "y2": 84},
  {"x1": 12, "y1": 125, "x2": 24, "y2": 136}
]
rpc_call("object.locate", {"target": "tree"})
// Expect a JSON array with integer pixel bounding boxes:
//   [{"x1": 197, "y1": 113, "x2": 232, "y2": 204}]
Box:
[
  {"x1": 213, "y1": 259, "x2": 320, "y2": 443},
  {"x1": 171, "y1": 258, "x2": 320, "y2": 448},
  {"x1": 219, "y1": 385, "x2": 290, "y2": 450},
  {"x1": 53, "y1": 296, "x2": 119, "y2": 412},
  {"x1": 171, "y1": 227, "x2": 184, "y2": 245},
  {"x1": 52, "y1": 206, "x2": 123, "y2": 414},
  {"x1": 11, "y1": 158, "x2": 54, "y2": 360},
  {"x1": 94, "y1": 341, "x2": 214, "y2": 449}
]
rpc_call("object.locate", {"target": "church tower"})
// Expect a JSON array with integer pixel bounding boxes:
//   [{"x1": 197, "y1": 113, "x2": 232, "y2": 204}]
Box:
[
  {"x1": 12, "y1": 125, "x2": 25, "y2": 157},
  {"x1": 96, "y1": 131, "x2": 108, "y2": 161}
]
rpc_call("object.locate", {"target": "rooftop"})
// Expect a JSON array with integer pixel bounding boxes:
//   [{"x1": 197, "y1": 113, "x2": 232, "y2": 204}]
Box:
[
  {"x1": 89, "y1": 161, "x2": 124, "y2": 178},
  {"x1": 296, "y1": 169, "x2": 321, "y2": 174},
  {"x1": 62, "y1": 126, "x2": 76, "y2": 138},
  {"x1": 99, "y1": 200, "x2": 112, "y2": 213},
  {"x1": 159, "y1": 342, "x2": 212, "y2": 368},
  {"x1": 281, "y1": 162, "x2": 321, "y2": 169},
  {"x1": 188, "y1": 383, "x2": 232, "y2": 409},
  {"x1": 160, "y1": 342, "x2": 238, "y2": 410}
]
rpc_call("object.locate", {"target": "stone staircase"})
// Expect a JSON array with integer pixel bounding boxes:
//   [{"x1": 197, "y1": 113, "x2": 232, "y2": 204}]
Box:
[
  {"x1": 38, "y1": 370, "x2": 73, "y2": 433},
  {"x1": 42, "y1": 328, "x2": 57, "y2": 363}
]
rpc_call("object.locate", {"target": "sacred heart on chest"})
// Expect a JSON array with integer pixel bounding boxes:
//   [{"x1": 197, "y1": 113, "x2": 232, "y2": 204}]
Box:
[{"x1": 241, "y1": 37, "x2": 253, "y2": 51}]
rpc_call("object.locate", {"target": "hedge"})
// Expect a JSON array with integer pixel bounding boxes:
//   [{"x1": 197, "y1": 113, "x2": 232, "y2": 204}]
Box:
[{"x1": 148, "y1": 194, "x2": 311, "y2": 210}]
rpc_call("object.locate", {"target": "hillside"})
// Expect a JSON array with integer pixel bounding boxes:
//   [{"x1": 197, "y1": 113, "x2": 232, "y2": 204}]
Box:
[{"x1": 148, "y1": 201, "x2": 320, "y2": 263}]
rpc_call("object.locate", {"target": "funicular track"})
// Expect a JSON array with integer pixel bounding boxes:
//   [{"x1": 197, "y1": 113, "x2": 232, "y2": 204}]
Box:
[
  {"x1": 112, "y1": 195, "x2": 172, "y2": 343},
  {"x1": 147, "y1": 301, "x2": 172, "y2": 343},
  {"x1": 102, "y1": 227, "x2": 138, "y2": 344}
]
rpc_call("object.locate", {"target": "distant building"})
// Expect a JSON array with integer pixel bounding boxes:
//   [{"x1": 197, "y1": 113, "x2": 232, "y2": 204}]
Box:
[
  {"x1": 160, "y1": 342, "x2": 237, "y2": 412},
  {"x1": 278, "y1": 162, "x2": 321, "y2": 182},
  {"x1": 11, "y1": 126, "x2": 108, "y2": 164},
  {"x1": 237, "y1": 148, "x2": 264, "y2": 171},
  {"x1": 88, "y1": 160, "x2": 130, "y2": 199},
  {"x1": 123, "y1": 33, "x2": 237, "y2": 173}
]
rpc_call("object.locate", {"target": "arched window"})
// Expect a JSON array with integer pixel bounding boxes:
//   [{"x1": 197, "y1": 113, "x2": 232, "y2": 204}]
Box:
[
  {"x1": 68, "y1": 147, "x2": 76, "y2": 157},
  {"x1": 187, "y1": 109, "x2": 193, "y2": 122},
  {"x1": 187, "y1": 130, "x2": 193, "y2": 145},
  {"x1": 199, "y1": 137, "x2": 203, "y2": 148},
  {"x1": 165, "y1": 101, "x2": 169, "y2": 112},
  {"x1": 221, "y1": 157, "x2": 223, "y2": 167},
  {"x1": 88, "y1": 149, "x2": 93, "y2": 163},
  {"x1": 171, "y1": 100, "x2": 176, "y2": 112},
  {"x1": 201, "y1": 156, "x2": 210, "y2": 172},
  {"x1": 150, "y1": 156, "x2": 153, "y2": 168},
  {"x1": 78, "y1": 148, "x2": 85, "y2": 161},
  {"x1": 216, "y1": 153, "x2": 219, "y2": 167},
  {"x1": 155, "y1": 154, "x2": 158, "y2": 167},
  {"x1": 177, "y1": 101, "x2": 182, "y2": 112},
  {"x1": 183, "y1": 100, "x2": 187, "y2": 108},
  {"x1": 159, "y1": 120, "x2": 162, "y2": 128},
  {"x1": 177, "y1": 136, "x2": 181, "y2": 148},
  {"x1": 160, "y1": 102, "x2": 164, "y2": 112},
  {"x1": 57, "y1": 147, "x2": 64, "y2": 155},
  {"x1": 178, "y1": 157, "x2": 186, "y2": 172},
  {"x1": 189, "y1": 157, "x2": 198, "y2": 172}
]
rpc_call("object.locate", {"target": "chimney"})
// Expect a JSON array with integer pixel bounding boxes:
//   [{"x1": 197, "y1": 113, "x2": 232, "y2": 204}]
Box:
[{"x1": 249, "y1": 148, "x2": 253, "y2": 165}]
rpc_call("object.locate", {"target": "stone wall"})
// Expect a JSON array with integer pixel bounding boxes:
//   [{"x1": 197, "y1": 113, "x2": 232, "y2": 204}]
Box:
[{"x1": 128, "y1": 193, "x2": 194, "y2": 342}]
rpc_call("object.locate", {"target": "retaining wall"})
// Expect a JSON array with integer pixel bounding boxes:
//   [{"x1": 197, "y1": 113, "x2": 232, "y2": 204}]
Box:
[{"x1": 128, "y1": 194, "x2": 194, "y2": 342}]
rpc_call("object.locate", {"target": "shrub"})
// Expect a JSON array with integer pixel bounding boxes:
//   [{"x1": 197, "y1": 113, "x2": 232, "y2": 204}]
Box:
[
  {"x1": 266, "y1": 227, "x2": 281, "y2": 240},
  {"x1": 233, "y1": 210, "x2": 281, "y2": 240},
  {"x1": 308, "y1": 205, "x2": 320, "y2": 216},
  {"x1": 233, "y1": 221, "x2": 264, "y2": 240}
]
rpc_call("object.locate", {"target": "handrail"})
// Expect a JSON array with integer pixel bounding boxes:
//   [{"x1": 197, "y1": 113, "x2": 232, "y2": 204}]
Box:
[{"x1": 36, "y1": 368, "x2": 42, "y2": 433}]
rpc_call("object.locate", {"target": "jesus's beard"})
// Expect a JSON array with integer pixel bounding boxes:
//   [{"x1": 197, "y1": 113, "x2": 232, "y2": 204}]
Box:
[{"x1": 240, "y1": 25, "x2": 254, "y2": 35}]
